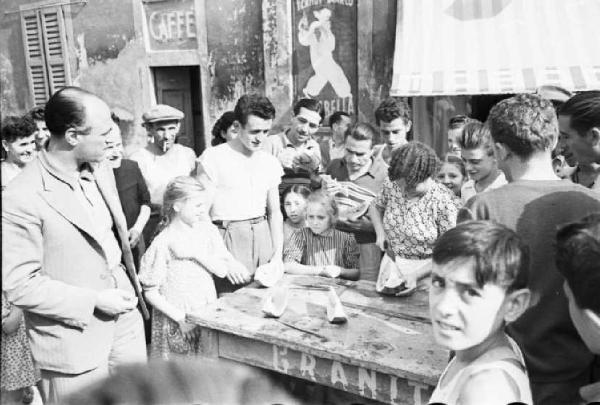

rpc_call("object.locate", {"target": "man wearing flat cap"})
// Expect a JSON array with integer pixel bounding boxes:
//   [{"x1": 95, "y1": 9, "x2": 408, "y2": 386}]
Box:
[{"x1": 129, "y1": 104, "x2": 196, "y2": 243}]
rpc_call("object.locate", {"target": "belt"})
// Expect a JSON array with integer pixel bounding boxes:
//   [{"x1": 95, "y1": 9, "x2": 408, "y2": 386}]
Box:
[{"x1": 213, "y1": 215, "x2": 266, "y2": 229}]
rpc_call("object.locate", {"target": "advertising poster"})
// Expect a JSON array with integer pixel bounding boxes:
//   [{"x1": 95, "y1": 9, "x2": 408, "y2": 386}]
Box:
[{"x1": 292, "y1": 0, "x2": 357, "y2": 118}]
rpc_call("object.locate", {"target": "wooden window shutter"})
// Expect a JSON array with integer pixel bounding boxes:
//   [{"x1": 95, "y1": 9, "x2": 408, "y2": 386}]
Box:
[
  {"x1": 39, "y1": 7, "x2": 71, "y2": 94},
  {"x1": 20, "y1": 9, "x2": 49, "y2": 106},
  {"x1": 20, "y1": 6, "x2": 72, "y2": 106}
]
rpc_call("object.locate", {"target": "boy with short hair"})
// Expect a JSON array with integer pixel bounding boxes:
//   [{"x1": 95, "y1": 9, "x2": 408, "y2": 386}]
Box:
[
  {"x1": 459, "y1": 93, "x2": 600, "y2": 405},
  {"x1": 556, "y1": 214, "x2": 600, "y2": 404},
  {"x1": 429, "y1": 220, "x2": 533, "y2": 404},
  {"x1": 373, "y1": 97, "x2": 412, "y2": 164},
  {"x1": 459, "y1": 122, "x2": 507, "y2": 203}
]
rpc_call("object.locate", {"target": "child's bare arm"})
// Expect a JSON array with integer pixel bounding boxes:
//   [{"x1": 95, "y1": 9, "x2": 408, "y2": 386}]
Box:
[
  {"x1": 1, "y1": 305, "x2": 23, "y2": 335},
  {"x1": 458, "y1": 368, "x2": 521, "y2": 405},
  {"x1": 144, "y1": 289, "x2": 185, "y2": 323}
]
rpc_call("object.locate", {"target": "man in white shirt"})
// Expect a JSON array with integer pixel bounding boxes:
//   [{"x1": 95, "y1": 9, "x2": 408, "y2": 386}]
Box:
[
  {"x1": 197, "y1": 94, "x2": 284, "y2": 293},
  {"x1": 459, "y1": 122, "x2": 507, "y2": 203},
  {"x1": 129, "y1": 105, "x2": 196, "y2": 243}
]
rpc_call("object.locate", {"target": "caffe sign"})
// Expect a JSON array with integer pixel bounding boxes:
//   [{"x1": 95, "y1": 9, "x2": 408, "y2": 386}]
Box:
[{"x1": 143, "y1": 0, "x2": 197, "y2": 51}]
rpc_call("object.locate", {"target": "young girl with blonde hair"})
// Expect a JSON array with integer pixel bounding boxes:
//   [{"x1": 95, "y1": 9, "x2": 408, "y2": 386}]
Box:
[{"x1": 139, "y1": 176, "x2": 247, "y2": 359}]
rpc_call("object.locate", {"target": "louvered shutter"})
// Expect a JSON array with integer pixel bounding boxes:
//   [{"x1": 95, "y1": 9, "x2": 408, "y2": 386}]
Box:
[
  {"x1": 20, "y1": 9, "x2": 49, "y2": 106},
  {"x1": 39, "y1": 7, "x2": 71, "y2": 94}
]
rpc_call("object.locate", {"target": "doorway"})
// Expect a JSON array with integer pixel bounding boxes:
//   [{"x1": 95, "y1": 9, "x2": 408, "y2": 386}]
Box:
[{"x1": 153, "y1": 66, "x2": 204, "y2": 155}]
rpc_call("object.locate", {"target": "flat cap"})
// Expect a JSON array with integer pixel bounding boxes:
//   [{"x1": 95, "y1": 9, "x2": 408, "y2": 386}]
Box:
[{"x1": 142, "y1": 104, "x2": 184, "y2": 123}]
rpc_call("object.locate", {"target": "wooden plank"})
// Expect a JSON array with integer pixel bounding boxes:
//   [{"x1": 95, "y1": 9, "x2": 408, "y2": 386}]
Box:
[
  {"x1": 218, "y1": 333, "x2": 434, "y2": 405},
  {"x1": 188, "y1": 275, "x2": 447, "y2": 386}
]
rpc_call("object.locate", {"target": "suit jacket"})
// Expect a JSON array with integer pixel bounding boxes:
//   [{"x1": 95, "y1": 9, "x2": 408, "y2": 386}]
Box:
[{"x1": 2, "y1": 152, "x2": 148, "y2": 374}]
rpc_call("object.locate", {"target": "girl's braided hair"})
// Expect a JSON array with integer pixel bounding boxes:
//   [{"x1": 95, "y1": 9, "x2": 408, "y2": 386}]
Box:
[{"x1": 388, "y1": 141, "x2": 440, "y2": 188}]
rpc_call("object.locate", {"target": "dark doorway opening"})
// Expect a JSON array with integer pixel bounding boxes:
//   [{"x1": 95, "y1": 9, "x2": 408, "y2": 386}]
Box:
[{"x1": 152, "y1": 66, "x2": 204, "y2": 155}]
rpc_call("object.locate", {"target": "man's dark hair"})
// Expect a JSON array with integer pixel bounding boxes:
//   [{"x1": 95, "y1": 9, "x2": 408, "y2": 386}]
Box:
[
  {"x1": 388, "y1": 141, "x2": 440, "y2": 188},
  {"x1": 346, "y1": 122, "x2": 376, "y2": 143},
  {"x1": 233, "y1": 94, "x2": 276, "y2": 127},
  {"x1": 556, "y1": 213, "x2": 600, "y2": 313},
  {"x1": 27, "y1": 106, "x2": 45, "y2": 122},
  {"x1": 433, "y1": 220, "x2": 530, "y2": 293},
  {"x1": 559, "y1": 91, "x2": 600, "y2": 136},
  {"x1": 374, "y1": 97, "x2": 411, "y2": 126},
  {"x1": 459, "y1": 122, "x2": 494, "y2": 156},
  {"x1": 45, "y1": 86, "x2": 96, "y2": 137},
  {"x1": 329, "y1": 111, "x2": 350, "y2": 127},
  {"x1": 211, "y1": 111, "x2": 236, "y2": 146},
  {"x1": 1, "y1": 115, "x2": 37, "y2": 144},
  {"x1": 487, "y1": 93, "x2": 558, "y2": 159},
  {"x1": 293, "y1": 98, "x2": 325, "y2": 122}
]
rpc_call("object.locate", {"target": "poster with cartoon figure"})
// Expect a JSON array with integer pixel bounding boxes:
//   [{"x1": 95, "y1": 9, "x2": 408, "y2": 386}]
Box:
[{"x1": 293, "y1": 1, "x2": 357, "y2": 117}]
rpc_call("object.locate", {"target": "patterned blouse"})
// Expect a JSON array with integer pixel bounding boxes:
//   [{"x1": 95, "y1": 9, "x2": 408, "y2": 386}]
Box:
[
  {"x1": 284, "y1": 228, "x2": 359, "y2": 270},
  {"x1": 375, "y1": 178, "x2": 460, "y2": 259}
]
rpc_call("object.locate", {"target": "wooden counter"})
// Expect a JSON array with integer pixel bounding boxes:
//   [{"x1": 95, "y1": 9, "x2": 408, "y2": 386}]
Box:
[{"x1": 188, "y1": 275, "x2": 448, "y2": 405}]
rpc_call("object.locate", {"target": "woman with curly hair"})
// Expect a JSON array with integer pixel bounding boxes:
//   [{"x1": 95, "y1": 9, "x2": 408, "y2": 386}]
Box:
[
  {"x1": 369, "y1": 141, "x2": 460, "y2": 285},
  {"x1": 211, "y1": 111, "x2": 238, "y2": 146}
]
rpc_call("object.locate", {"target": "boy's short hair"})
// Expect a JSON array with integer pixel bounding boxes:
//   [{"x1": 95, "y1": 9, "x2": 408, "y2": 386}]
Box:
[
  {"x1": 234, "y1": 94, "x2": 276, "y2": 127},
  {"x1": 558, "y1": 90, "x2": 600, "y2": 136},
  {"x1": 293, "y1": 98, "x2": 325, "y2": 122},
  {"x1": 374, "y1": 97, "x2": 411, "y2": 126},
  {"x1": 388, "y1": 141, "x2": 440, "y2": 188},
  {"x1": 329, "y1": 111, "x2": 350, "y2": 126},
  {"x1": 488, "y1": 93, "x2": 558, "y2": 159},
  {"x1": 346, "y1": 122, "x2": 377, "y2": 144},
  {"x1": 1, "y1": 115, "x2": 37, "y2": 144},
  {"x1": 307, "y1": 190, "x2": 338, "y2": 225},
  {"x1": 459, "y1": 122, "x2": 494, "y2": 156},
  {"x1": 433, "y1": 220, "x2": 530, "y2": 293},
  {"x1": 556, "y1": 213, "x2": 600, "y2": 313}
]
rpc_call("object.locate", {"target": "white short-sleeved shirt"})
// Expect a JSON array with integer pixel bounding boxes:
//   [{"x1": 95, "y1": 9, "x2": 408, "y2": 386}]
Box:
[
  {"x1": 198, "y1": 143, "x2": 283, "y2": 221},
  {"x1": 129, "y1": 144, "x2": 196, "y2": 205},
  {"x1": 461, "y1": 171, "x2": 507, "y2": 203}
]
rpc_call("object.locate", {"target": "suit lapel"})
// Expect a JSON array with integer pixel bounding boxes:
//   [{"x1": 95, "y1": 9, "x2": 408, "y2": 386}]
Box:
[
  {"x1": 95, "y1": 164, "x2": 150, "y2": 320},
  {"x1": 39, "y1": 168, "x2": 102, "y2": 245}
]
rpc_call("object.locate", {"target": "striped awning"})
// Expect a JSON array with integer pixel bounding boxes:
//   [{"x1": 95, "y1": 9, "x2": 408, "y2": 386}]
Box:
[{"x1": 390, "y1": 0, "x2": 600, "y2": 96}]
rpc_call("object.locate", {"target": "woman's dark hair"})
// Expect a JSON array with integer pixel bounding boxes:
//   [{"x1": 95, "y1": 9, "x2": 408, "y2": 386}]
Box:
[
  {"x1": 282, "y1": 184, "x2": 311, "y2": 203},
  {"x1": 1, "y1": 115, "x2": 37, "y2": 144},
  {"x1": 556, "y1": 213, "x2": 600, "y2": 313},
  {"x1": 388, "y1": 141, "x2": 440, "y2": 188},
  {"x1": 211, "y1": 111, "x2": 236, "y2": 146},
  {"x1": 433, "y1": 220, "x2": 530, "y2": 293}
]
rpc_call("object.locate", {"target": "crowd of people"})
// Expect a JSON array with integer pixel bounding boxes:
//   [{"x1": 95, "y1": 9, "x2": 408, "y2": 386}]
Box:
[{"x1": 1, "y1": 86, "x2": 600, "y2": 405}]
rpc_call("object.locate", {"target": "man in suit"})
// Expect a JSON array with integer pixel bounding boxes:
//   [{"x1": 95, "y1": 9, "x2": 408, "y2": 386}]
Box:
[{"x1": 2, "y1": 87, "x2": 149, "y2": 403}]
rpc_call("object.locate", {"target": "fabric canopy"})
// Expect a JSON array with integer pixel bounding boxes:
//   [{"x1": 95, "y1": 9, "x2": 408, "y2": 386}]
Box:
[{"x1": 390, "y1": 0, "x2": 600, "y2": 96}]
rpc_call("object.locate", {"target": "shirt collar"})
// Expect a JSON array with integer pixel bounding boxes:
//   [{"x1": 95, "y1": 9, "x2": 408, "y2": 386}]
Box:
[
  {"x1": 310, "y1": 228, "x2": 334, "y2": 238},
  {"x1": 341, "y1": 156, "x2": 387, "y2": 180},
  {"x1": 38, "y1": 150, "x2": 95, "y2": 190},
  {"x1": 282, "y1": 130, "x2": 317, "y2": 150}
]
